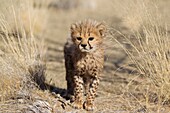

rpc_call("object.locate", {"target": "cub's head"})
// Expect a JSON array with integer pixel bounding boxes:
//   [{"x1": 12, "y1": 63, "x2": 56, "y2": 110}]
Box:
[{"x1": 70, "y1": 19, "x2": 106, "y2": 53}]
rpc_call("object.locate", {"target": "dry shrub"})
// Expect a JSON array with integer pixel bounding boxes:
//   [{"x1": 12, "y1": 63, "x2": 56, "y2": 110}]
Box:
[
  {"x1": 0, "y1": 15, "x2": 46, "y2": 95},
  {"x1": 112, "y1": 0, "x2": 170, "y2": 112},
  {"x1": 0, "y1": 0, "x2": 49, "y2": 112}
]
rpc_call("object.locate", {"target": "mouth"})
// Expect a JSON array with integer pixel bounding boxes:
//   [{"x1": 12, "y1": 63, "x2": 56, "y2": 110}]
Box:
[
  {"x1": 80, "y1": 48, "x2": 88, "y2": 52},
  {"x1": 80, "y1": 47, "x2": 94, "y2": 52}
]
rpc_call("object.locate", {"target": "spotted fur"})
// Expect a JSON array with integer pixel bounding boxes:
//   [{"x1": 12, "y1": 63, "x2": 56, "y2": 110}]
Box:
[{"x1": 64, "y1": 19, "x2": 106, "y2": 110}]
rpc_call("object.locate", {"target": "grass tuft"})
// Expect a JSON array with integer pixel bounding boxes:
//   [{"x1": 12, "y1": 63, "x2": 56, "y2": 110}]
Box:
[
  {"x1": 0, "y1": 0, "x2": 50, "y2": 112},
  {"x1": 111, "y1": 0, "x2": 170, "y2": 111}
]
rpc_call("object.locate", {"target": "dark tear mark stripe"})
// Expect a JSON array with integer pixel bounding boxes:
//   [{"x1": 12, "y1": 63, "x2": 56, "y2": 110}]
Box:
[
  {"x1": 78, "y1": 42, "x2": 81, "y2": 48},
  {"x1": 88, "y1": 40, "x2": 93, "y2": 49}
]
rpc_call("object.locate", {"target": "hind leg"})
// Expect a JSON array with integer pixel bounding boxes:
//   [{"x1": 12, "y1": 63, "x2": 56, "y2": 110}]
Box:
[
  {"x1": 66, "y1": 70, "x2": 74, "y2": 101},
  {"x1": 64, "y1": 51, "x2": 74, "y2": 100}
]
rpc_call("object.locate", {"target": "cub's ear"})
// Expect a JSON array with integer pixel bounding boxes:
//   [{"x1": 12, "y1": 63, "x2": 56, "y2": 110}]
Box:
[
  {"x1": 96, "y1": 22, "x2": 106, "y2": 37},
  {"x1": 70, "y1": 23, "x2": 77, "y2": 33}
]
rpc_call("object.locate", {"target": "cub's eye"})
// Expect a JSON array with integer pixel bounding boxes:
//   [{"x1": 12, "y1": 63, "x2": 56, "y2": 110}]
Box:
[
  {"x1": 76, "y1": 37, "x2": 82, "y2": 41},
  {"x1": 88, "y1": 37, "x2": 94, "y2": 41}
]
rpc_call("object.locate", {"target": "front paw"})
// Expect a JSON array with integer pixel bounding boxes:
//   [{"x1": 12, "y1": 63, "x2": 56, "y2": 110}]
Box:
[
  {"x1": 83, "y1": 101, "x2": 94, "y2": 111},
  {"x1": 71, "y1": 100, "x2": 83, "y2": 109}
]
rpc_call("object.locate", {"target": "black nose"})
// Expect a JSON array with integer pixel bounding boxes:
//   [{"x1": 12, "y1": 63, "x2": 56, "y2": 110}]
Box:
[{"x1": 81, "y1": 44, "x2": 87, "y2": 48}]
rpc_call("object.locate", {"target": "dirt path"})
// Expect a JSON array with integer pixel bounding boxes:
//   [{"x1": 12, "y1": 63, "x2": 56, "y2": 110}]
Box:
[{"x1": 42, "y1": 8, "x2": 139, "y2": 112}]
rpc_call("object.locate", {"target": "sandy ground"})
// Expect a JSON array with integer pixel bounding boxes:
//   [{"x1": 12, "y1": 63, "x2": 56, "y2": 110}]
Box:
[
  {"x1": 1, "y1": 0, "x2": 170, "y2": 112},
  {"x1": 42, "y1": 4, "x2": 143, "y2": 112},
  {"x1": 41, "y1": 0, "x2": 170, "y2": 111}
]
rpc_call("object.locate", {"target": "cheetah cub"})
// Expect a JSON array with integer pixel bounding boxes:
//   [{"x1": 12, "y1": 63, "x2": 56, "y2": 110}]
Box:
[{"x1": 64, "y1": 19, "x2": 106, "y2": 111}]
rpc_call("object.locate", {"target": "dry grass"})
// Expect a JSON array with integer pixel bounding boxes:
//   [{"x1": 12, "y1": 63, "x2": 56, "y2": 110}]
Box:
[
  {"x1": 0, "y1": 0, "x2": 48, "y2": 38},
  {"x1": 0, "y1": 0, "x2": 170, "y2": 112},
  {"x1": 0, "y1": 0, "x2": 51, "y2": 112},
  {"x1": 111, "y1": 0, "x2": 170, "y2": 112}
]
